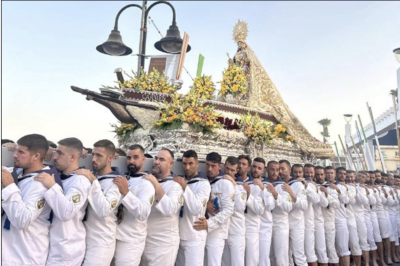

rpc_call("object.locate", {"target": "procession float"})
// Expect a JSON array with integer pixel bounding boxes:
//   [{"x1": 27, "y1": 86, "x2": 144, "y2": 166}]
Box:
[{"x1": 71, "y1": 20, "x2": 334, "y2": 163}]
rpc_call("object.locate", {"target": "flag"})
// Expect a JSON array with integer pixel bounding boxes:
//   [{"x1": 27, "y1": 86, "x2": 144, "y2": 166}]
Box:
[{"x1": 196, "y1": 54, "x2": 204, "y2": 77}]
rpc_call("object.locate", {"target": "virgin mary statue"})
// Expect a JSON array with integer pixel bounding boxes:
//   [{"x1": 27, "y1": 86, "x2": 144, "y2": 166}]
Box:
[{"x1": 231, "y1": 20, "x2": 332, "y2": 157}]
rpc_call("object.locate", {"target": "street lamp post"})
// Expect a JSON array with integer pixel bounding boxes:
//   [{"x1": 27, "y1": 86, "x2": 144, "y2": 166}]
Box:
[{"x1": 96, "y1": 1, "x2": 191, "y2": 76}]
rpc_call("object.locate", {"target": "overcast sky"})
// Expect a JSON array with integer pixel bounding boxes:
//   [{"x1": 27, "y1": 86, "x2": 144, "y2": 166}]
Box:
[{"x1": 2, "y1": 1, "x2": 400, "y2": 153}]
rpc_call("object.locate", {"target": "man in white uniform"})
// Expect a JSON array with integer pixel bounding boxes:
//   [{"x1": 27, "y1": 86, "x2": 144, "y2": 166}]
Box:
[
  {"x1": 259, "y1": 161, "x2": 276, "y2": 266},
  {"x1": 175, "y1": 150, "x2": 211, "y2": 266},
  {"x1": 141, "y1": 148, "x2": 183, "y2": 266},
  {"x1": 35, "y1": 137, "x2": 91, "y2": 266},
  {"x1": 301, "y1": 164, "x2": 321, "y2": 266},
  {"x1": 282, "y1": 161, "x2": 308, "y2": 266},
  {"x1": 221, "y1": 156, "x2": 247, "y2": 266},
  {"x1": 113, "y1": 144, "x2": 155, "y2": 266},
  {"x1": 313, "y1": 166, "x2": 330, "y2": 266},
  {"x1": 2, "y1": 134, "x2": 58, "y2": 266},
  {"x1": 269, "y1": 160, "x2": 293, "y2": 266},
  {"x1": 193, "y1": 152, "x2": 234, "y2": 266},
  {"x1": 244, "y1": 157, "x2": 266, "y2": 266},
  {"x1": 77, "y1": 139, "x2": 122, "y2": 266}
]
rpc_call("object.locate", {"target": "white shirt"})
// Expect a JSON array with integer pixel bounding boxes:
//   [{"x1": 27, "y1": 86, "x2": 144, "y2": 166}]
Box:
[
  {"x1": 351, "y1": 185, "x2": 368, "y2": 214},
  {"x1": 303, "y1": 179, "x2": 320, "y2": 230},
  {"x1": 320, "y1": 182, "x2": 340, "y2": 224},
  {"x1": 207, "y1": 177, "x2": 235, "y2": 239},
  {"x1": 2, "y1": 167, "x2": 52, "y2": 266},
  {"x1": 334, "y1": 183, "x2": 349, "y2": 224},
  {"x1": 260, "y1": 180, "x2": 275, "y2": 231},
  {"x1": 45, "y1": 172, "x2": 91, "y2": 264},
  {"x1": 346, "y1": 184, "x2": 357, "y2": 220},
  {"x1": 228, "y1": 179, "x2": 247, "y2": 236},
  {"x1": 245, "y1": 181, "x2": 265, "y2": 233},
  {"x1": 288, "y1": 179, "x2": 308, "y2": 229},
  {"x1": 179, "y1": 175, "x2": 211, "y2": 241},
  {"x1": 271, "y1": 179, "x2": 292, "y2": 229},
  {"x1": 146, "y1": 177, "x2": 183, "y2": 245},
  {"x1": 116, "y1": 172, "x2": 155, "y2": 243},
  {"x1": 84, "y1": 171, "x2": 122, "y2": 247},
  {"x1": 313, "y1": 188, "x2": 329, "y2": 225}
]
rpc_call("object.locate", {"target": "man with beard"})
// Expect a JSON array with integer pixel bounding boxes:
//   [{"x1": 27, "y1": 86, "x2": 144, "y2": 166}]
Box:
[
  {"x1": 140, "y1": 148, "x2": 183, "y2": 266},
  {"x1": 369, "y1": 171, "x2": 388, "y2": 266},
  {"x1": 345, "y1": 170, "x2": 367, "y2": 266},
  {"x1": 333, "y1": 167, "x2": 351, "y2": 266},
  {"x1": 194, "y1": 152, "x2": 234, "y2": 266},
  {"x1": 175, "y1": 150, "x2": 211, "y2": 266},
  {"x1": 301, "y1": 164, "x2": 321, "y2": 266},
  {"x1": 34, "y1": 137, "x2": 91, "y2": 266},
  {"x1": 385, "y1": 174, "x2": 400, "y2": 263},
  {"x1": 221, "y1": 156, "x2": 247, "y2": 266},
  {"x1": 244, "y1": 158, "x2": 266, "y2": 266},
  {"x1": 76, "y1": 139, "x2": 122, "y2": 266},
  {"x1": 313, "y1": 166, "x2": 330, "y2": 266},
  {"x1": 112, "y1": 144, "x2": 155, "y2": 266},
  {"x1": 269, "y1": 160, "x2": 292, "y2": 266},
  {"x1": 280, "y1": 161, "x2": 307, "y2": 266},
  {"x1": 2, "y1": 134, "x2": 61, "y2": 266},
  {"x1": 259, "y1": 161, "x2": 277, "y2": 266},
  {"x1": 317, "y1": 166, "x2": 340, "y2": 266}
]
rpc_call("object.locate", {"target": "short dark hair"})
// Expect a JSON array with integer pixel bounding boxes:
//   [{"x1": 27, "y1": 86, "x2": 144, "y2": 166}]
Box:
[
  {"x1": 253, "y1": 157, "x2": 266, "y2": 166},
  {"x1": 85, "y1": 148, "x2": 93, "y2": 154},
  {"x1": 292, "y1": 164, "x2": 303, "y2": 171},
  {"x1": 225, "y1": 156, "x2": 239, "y2": 166},
  {"x1": 374, "y1": 170, "x2": 381, "y2": 174},
  {"x1": 161, "y1": 148, "x2": 174, "y2": 160},
  {"x1": 128, "y1": 144, "x2": 145, "y2": 154},
  {"x1": 115, "y1": 148, "x2": 127, "y2": 157},
  {"x1": 17, "y1": 134, "x2": 49, "y2": 160},
  {"x1": 394, "y1": 175, "x2": 400, "y2": 179},
  {"x1": 58, "y1": 137, "x2": 83, "y2": 156},
  {"x1": 381, "y1": 172, "x2": 388, "y2": 177},
  {"x1": 315, "y1": 166, "x2": 324, "y2": 171},
  {"x1": 368, "y1": 171, "x2": 375, "y2": 174},
  {"x1": 237, "y1": 154, "x2": 252, "y2": 166},
  {"x1": 304, "y1": 164, "x2": 314, "y2": 169},
  {"x1": 279, "y1": 159, "x2": 291, "y2": 168},
  {"x1": 346, "y1": 170, "x2": 355, "y2": 174},
  {"x1": 267, "y1": 160, "x2": 279, "y2": 168},
  {"x1": 336, "y1": 167, "x2": 346, "y2": 174},
  {"x1": 324, "y1": 166, "x2": 334, "y2": 171},
  {"x1": 358, "y1": 171, "x2": 367, "y2": 175},
  {"x1": 93, "y1": 139, "x2": 115, "y2": 155},
  {"x1": 183, "y1": 150, "x2": 198, "y2": 160},
  {"x1": 206, "y1": 152, "x2": 222, "y2": 163},
  {"x1": 48, "y1": 141, "x2": 57, "y2": 148},
  {"x1": 1, "y1": 139, "x2": 14, "y2": 145}
]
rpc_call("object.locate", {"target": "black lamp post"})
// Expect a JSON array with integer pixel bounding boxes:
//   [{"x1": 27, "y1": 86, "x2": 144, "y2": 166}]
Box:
[{"x1": 96, "y1": 1, "x2": 191, "y2": 76}]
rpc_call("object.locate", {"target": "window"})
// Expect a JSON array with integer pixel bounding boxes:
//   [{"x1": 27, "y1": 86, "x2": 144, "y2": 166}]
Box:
[
  {"x1": 396, "y1": 151, "x2": 399, "y2": 158},
  {"x1": 381, "y1": 151, "x2": 386, "y2": 159}
]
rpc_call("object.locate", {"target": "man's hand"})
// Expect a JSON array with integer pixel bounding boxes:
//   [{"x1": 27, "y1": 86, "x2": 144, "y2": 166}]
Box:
[
  {"x1": 242, "y1": 183, "x2": 251, "y2": 199},
  {"x1": 142, "y1": 174, "x2": 158, "y2": 187},
  {"x1": 319, "y1": 185, "x2": 328, "y2": 197},
  {"x1": 76, "y1": 169, "x2": 96, "y2": 183},
  {"x1": 81, "y1": 148, "x2": 88, "y2": 158},
  {"x1": 222, "y1": 175, "x2": 237, "y2": 186},
  {"x1": 113, "y1": 176, "x2": 129, "y2": 196},
  {"x1": 113, "y1": 152, "x2": 120, "y2": 160},
  {"x1": 34, "y1": 172, "x2": 56, "y2": 189},
  {"x1": 329, "y1": 183, "x2": 341, "y2": 194},
  {"x1": 382, "y1": 188, "x2": 388, "y2": 198},
  {"x1": 2, "y1": 143, "x2": 17, "y2": 151},
  {"x1": 253, "y1": 178, "x2": 264, "y2": 190},
  {"x1": 282, "y1": 183, "x2": 296, "y2": 202},
  {"x1": 44, "y1": 147, "x2": 56, "y2": 162},
  {"x1": 297, "y1": 177, "x2": 308, "y2": 188},
  {"x1": 1, "y1": 169, "x2": 14, "y2": 187},
  {"x1": 193, "y1": 217, "x2": 208, "y2": 231},
  {"x1": 173, "y1": 176, "x2": 187, "y2": 191},
  {"x1": 207, "y1": 200, "x2": 218, "y2": 215},
  {"x1": 266, "y1": 183, "x2": 278, "y2": 199},
  {"x1": 311, "y1": 181, "x2": 318, "y2": 190}
]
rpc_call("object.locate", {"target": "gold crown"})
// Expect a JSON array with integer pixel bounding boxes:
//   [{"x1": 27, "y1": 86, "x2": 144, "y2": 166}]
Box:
[{"x1": 233, "y1": 20, "x2": 248, "y2": 43}]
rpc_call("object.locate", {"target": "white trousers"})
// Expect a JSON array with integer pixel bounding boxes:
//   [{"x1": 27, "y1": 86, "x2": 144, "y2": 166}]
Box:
[
  {"x1": 354, "y1": 212, "x2": 370, "y2": 251},
  {"x1": 347, "y1": 218, "x2": 362, "y2": 256},
  {"x1": 335, "y1": 222, "x2": 351, "y2": 257},
  {"x1": 314, "y1": 222, "x2": 329, "y2": 264},
  {"x1": 304, "y1": 228, "x2": 318, "y2": 263},
  {"x1": 141, "y1": 239, "x2": 179, "y2": 266},
  {"x1": 270, "y1": 227, "x2": 289, "y2": 266},
  {"x1": 47, "y1": 255, "x2": 85, "y2": 266},
  {"x1": 82, "y1": 242, "x2": 116, "y2": 266},
  {"x1": 221, "y1": 234, "x2": 245, "y2": 266},
  {"x1": 245, "y1": 232, "x2": 260, "y2": 266},
  {"x1": 324, "y1": 224, "x2": 339, "y2": 264},
  {"x1": 205, "y1": 237, "x2": 225, "y2": 266},
  {"x1": 114, "y1": 240, "x2": 145, "y2": 266},
  {"x1": 259, "y1": 225, "x2": 273, "y2": 266},
  {"x1": 176, "y1": 239, "x2": 206, "y2": 266},
  {"x1": 289, "y1": 229, "x2": 307, "y2": 266},
  {"x1": 377, "y1": 210, "x2": 391, "y2": 239},
  {"x1": 389, "y1": 212, "x2": 398, "y2": 244},
  {"x1": 370, "y1": 210, "x2": 382, "y2": 242}
]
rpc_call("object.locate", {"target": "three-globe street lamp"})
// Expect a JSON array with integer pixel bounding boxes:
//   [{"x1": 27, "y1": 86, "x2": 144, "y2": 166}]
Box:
[{"x1": 96, "y1": 1, "x2": 191, "y2": 76}]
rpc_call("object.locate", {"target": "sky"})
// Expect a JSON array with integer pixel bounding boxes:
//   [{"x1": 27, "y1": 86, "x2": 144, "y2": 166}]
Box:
[{"x1": 2, "y1": 1, "x2": 400, "y2": 154}]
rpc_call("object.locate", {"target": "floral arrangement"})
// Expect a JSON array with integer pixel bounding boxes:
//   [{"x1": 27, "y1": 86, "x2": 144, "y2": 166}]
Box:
[
  {"x1": 238, "y1": 113, "x2": 294, "y2": 143},
  {"x1": 107, "y1": 68, "x2": 178, "y2": 94},
  {"x1": 154, "y1": 92, "x2": 221, "y2": 133},
  {"x1": 218, "y1": 64, "x2": 247, "y2": 97},
  {"x1": 190, "y1": 75, "x2": 216, "y2": 100},
  {"x1": 111, "y1": 122, "x2": 137, "y2": 142}
]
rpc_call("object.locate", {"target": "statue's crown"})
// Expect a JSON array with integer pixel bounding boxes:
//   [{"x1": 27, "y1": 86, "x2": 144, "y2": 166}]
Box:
[{"x1": 233, "y1": 20, "x2": 249, "y2": 43}]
